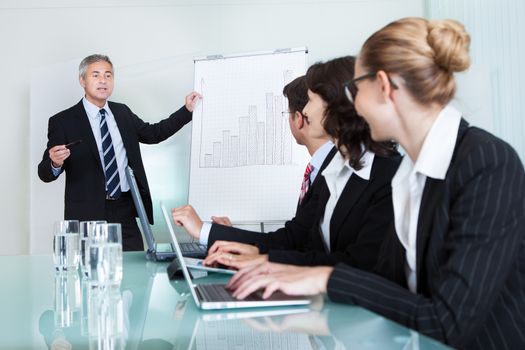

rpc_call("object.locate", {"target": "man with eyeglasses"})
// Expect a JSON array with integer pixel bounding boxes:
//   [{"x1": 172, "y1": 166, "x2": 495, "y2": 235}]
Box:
[{"x1": 171, "y1": 75, "x2": 336, "y2": 261}]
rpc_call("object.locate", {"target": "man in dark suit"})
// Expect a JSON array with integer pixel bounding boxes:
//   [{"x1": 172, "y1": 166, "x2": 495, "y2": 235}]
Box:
[
  {"x1": 171, "y1": 76, "x2": 336, "y2": 258},
  {"x1": 38, "y1": 54, "x2": 200, "y2": 251}
]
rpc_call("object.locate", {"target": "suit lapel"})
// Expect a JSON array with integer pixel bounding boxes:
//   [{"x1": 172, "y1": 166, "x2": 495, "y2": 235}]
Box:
[
  {"x1": 316, "y1": 146, "x2": 337, "y2": 177},
  {"x1": 317, "y1": 180, "x2": 331, "y2": 221},
  {"x1": 109, "y1": 102, "x2": 132, "y2": 163},
  {"x1": 108, "y1": 102, "x2": 135, "y2": 168},
  {"x1": 329, "y1": 174, "x2": 369, "y2": 249},
  {"x1": 415, "y1": 177, "x2": 444, "y2": 286},
  {"x1": 300, "y1": 146, "x2": 337, "y2": 206},
  {"x1": 415, "y1": 119, "x2": 470, "y2": 288},
  {"x1": 311, "y1": 183, "x2": 331, "y2": 253},
  {"x1": 74, "y1": 101, "x2": 103, "y2": 172}
]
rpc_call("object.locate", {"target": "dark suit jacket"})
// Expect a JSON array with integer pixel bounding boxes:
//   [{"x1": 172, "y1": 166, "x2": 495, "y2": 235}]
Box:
[
  {"x1": 268, "y1": 154, "x2": 400, "y2": 271},
  {"x1": 207, "y1": 146, "x2": 338, "y2": 252},
  {"x1": 327, "y1": 120, "x2": 525, "y2": 349},
  {"x1": 38, "y1": 100, "x2": 192, "y2": 224}
]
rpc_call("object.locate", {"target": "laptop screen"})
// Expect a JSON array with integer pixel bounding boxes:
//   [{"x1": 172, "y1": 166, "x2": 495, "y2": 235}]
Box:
[
  {"x1": 125, "y1": 166, "x2": 156, "y2": 251},
  {"x1": 161, "y1": 203, "x2": 202, "y2": 308}
]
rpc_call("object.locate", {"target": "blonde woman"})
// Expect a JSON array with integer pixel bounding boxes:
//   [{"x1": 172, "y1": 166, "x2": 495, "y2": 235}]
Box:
[{"x1": 229, "y1": 18, "x2": 525, "y2": 349}]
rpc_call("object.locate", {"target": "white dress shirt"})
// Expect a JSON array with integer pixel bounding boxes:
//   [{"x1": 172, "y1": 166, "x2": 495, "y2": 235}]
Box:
[
  {"x1": 198, "y1": 140, "x2": 335, "y2": 245},
  {"x1": 320, "y1": 150, "x2": 375, "y2": 252},
  {"x1": 391, "y1": 104, "x2": 462, "y2": 293},
  {"x1": 309, "y1": 140, "x2": 335, "y2": 183},
  {"x1": 82, "y1": 97, "x2": 130, "y2": 192}
]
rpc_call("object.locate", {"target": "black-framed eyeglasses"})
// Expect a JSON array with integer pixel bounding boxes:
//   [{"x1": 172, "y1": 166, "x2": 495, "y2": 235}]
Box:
[
  {"x1": 282, "y1": 110, "x2": 309, "y2": 124},
  {"x1": 343, "y1": 72, "x2": 399, "y2": 104}
]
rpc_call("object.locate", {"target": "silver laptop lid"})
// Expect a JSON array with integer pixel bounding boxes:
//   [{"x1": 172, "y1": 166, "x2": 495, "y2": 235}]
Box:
[
  {"x1": 160, "y1": 203, "x2": 202, "y2": 308},
  {"x1": 161, "y1": 203, "x2": 311, "y2": 311},
  {"x1": 125, "y1": 166, "x2": 156, "y2": 252}
]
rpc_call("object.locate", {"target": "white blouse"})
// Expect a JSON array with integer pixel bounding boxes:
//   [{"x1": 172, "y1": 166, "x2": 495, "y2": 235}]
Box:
[{"x1": 391, "y1": 105, "x2": 462, "y2": 293}]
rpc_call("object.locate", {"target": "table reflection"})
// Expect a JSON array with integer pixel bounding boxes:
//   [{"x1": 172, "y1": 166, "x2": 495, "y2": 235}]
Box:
[
  {"x1": 40, "y1": 271, "x2": 131, "y2": 350},
  {"x1": 30, "y1": 253, "x2": 448, "y2": 349},
  {"x1": 238, "y1": 300, "x2": 447, "y2": 350},
  {"x1": 168, "y1": 281, "x2": 326, "y2": 349}
]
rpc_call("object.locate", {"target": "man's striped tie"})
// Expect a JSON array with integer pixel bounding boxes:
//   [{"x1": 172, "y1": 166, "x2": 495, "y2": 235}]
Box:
[
  {"x1": 298, "y1": 163, "x2": 313, "y2": 205},
  {"x1": 99, "y1": 109, "x2": 121, "y2": 199}
]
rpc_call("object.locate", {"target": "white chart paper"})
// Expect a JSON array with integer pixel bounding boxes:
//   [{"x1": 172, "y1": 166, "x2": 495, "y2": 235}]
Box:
[{"x1": 189, "y1": 49, "x2": 309, "y2": 222}]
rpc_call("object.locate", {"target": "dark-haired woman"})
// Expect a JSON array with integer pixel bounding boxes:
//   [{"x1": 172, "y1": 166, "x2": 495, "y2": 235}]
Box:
[{"x1": 204, "y1": 56, "x2": 400, "y2": 272}]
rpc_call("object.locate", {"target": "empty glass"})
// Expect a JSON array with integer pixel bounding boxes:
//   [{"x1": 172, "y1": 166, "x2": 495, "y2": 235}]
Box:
[
  {"x1": 89, "y1": 223, "x2": 123, "y2": 287},
  {"x1": 53, "y1": 220, "x2": 80, "y2": 271},
  {"x1": 79, "y1": 221, "x2": 106, "y2": 280}
]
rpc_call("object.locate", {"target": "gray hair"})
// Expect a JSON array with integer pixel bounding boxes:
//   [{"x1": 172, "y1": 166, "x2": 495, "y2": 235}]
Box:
[{"x1": 79, "y1": 54, "x2": 113, "y2": 78}]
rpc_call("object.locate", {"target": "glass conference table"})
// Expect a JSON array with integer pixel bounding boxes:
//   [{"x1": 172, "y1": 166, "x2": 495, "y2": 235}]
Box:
[{"x1": 0, "y1": 252, "x2": 450, "y2": 349}]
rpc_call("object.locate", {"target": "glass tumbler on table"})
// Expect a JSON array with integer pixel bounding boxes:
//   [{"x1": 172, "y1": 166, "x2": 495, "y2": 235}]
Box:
[
  {"x1": 89, "y1": 223, "x2": 123, "y2": 287},
  {"x1": 79, "y1": 220, "x2": 106, "y2": 280},
  {"x1": 53, "y1": 220, "x2": 80, "y2": 272}
]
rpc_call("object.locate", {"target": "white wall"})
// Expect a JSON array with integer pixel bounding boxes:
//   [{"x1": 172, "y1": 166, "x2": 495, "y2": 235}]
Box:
[
  {"x1": 427, "y1": 0, "x2": 525, "y2": 162},
  {"x1": 0, "y1": 0, "x2": 424, "y2": 255}
]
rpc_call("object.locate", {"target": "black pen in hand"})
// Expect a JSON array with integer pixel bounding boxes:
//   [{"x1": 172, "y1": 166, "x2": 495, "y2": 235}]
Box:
[{"x1": 65, "y1": 140, "x2": 82, "y2": 149}]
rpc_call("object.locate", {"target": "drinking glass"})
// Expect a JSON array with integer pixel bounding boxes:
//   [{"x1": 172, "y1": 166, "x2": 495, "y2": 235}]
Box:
[
  {"x1": 53, "y1": 220, "x2": 80, "y2": 271},
  {"x1": 79, "y1": 221, "x2": 106, "y2": 279},
  {"x1": 89, "y1": 223, "x2": 123, "y2": 287}
]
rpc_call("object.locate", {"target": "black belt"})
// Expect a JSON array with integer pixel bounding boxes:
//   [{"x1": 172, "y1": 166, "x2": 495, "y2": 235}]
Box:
[{"x1": 105, "y1": 191, "x2": 130, "y2": 201}]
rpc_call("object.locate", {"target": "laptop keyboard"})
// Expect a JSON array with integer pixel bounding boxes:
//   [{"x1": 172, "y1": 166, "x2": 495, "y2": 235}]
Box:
[
  {"x1": 197, "y1": 284, "x2": 261, "y2": 303},
  {"x1": 180, "y1": 242, "x2": 207, "y2": 253}
]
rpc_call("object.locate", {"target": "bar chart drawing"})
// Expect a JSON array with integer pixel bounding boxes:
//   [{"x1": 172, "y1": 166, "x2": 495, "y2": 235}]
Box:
[
  {"x1": 189, "y1": 48, "x2": 309, "y2": 222},
  {"x1": 199, "y1": 85, "x2": 293, "y2": 168}
]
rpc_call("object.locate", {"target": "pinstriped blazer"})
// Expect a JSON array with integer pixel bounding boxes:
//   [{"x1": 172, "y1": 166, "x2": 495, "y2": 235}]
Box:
[{"x1": 326, "y1": 120, "x2": 525, "y2": 349}]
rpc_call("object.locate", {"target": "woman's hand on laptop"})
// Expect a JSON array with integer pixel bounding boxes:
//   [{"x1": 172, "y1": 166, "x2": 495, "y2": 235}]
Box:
[
  {"x1": 227, "y1": 262, "x2": 334, "y2": 300},
  {"x1": 227, "y1": 262, "x2": 304, "y2": 291},
  {"x1": 204, "y1": 251, "x2": 267, "y2": 271},
  {"x1": 171, "y1": 205, "x2": 203, "y2": 239},
  {"x1": 208, "y1": 241, "x2": 259, "y2": 256}
]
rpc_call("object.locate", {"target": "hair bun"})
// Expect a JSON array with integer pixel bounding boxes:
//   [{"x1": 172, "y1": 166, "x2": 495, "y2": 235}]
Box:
[{"x1": 427, "y1": 19, "x2": 471, "y2": 73}]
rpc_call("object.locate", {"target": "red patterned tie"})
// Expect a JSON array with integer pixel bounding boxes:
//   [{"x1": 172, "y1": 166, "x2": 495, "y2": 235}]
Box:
[{"x1": 298, "y1": 163, "x2": 314, "y2": 204}]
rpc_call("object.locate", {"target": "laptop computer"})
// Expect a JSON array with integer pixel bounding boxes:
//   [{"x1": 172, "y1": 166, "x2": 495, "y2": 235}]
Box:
[
  {"x1": 161, "y1": 203, "x2": 312, "y2": 310},
  {"x1": 125, "y1": 166, "x2": 207, "y2": 261},
  {"x1": 181, "y1": 256, "x2": 236, "y2": 275}
]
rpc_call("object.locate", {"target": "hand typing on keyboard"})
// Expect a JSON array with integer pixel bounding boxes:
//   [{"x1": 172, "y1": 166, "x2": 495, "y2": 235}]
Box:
[{"x1": 205, "y1": 252, "x2": 268, "y2": 271}]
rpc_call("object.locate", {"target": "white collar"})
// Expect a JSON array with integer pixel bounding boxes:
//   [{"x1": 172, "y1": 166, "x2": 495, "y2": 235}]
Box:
[
  {"x1": 82, "y1": 97, "x2": 110, "y2": 120},
  {"x1": 414, "y1": 105, "x2": 462, "y2": 180},
  {"x1": 310, "y1": 140, "x2": 335, "y2": 170},
  {"x1": 322, "y1": 148, "x2": 375, "y2": 181}
]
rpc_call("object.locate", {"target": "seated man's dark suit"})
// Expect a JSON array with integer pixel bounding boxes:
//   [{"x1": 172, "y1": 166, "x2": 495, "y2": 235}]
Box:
[
  {"x1": 207, "y1": 147, "x2": 337, "y2": 252},
  {"x1": 38, "y1": 100, "x2": 192, "y2": 250},
  {"x1": 208, "y1": 148, "x2": 401, "y2": 273}
]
